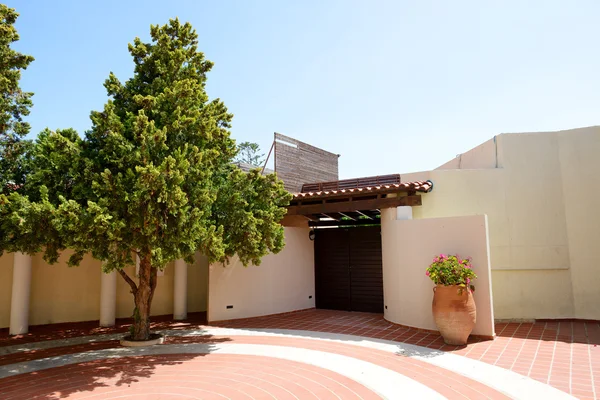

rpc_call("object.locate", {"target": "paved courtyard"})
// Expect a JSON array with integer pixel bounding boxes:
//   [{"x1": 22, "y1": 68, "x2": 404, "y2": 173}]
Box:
[{"x1": 0, "y1": 309, "x2": 598, "y2": 399}]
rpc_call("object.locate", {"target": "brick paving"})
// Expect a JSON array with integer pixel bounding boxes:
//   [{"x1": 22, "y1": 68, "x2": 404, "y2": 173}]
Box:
[
  {"x1": 0, "y1": 354, "x2": 383, "y2": 400},
  {"x1": 1, "y1": 309, "x2": 598, "y2": 398},
  {"x1": 215, "y1": 309, "x2": 600, "y2": 399},
  {"x1": 0, "y1": 336, "x2": 516, "y2": 400}
]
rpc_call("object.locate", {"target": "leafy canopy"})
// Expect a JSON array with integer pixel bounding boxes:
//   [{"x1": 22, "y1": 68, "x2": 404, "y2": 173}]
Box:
[
  {"x1": 0, "y1": 4, "x2": 34, "y2": 193},
  {"x1": 3, "y1": 19, "x2": 291, "y2": 272}
]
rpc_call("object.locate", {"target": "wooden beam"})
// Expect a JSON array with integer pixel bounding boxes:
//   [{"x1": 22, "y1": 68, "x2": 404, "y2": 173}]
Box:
[
  {"x1": 338, "y1": 212, "x2": 356, "y2": 221},
  {"x1": 309, "y1": 219, "x2": 380, "y2": 228},
  {"x1": 321, "y1": 213, "x2": 340, "y2": 221},
  {"x1": 356, "y1": 210, "x2": 373, "y2": 220},
  {"x1": 287, "y1": 195, "x2": 422, "y2": 216},
  {"x1": 261, "y1": 140, "x2": 275, "y2": 175}
]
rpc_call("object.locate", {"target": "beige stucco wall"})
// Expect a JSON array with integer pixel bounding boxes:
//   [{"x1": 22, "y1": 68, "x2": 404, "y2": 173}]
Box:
[
  {"x1": 1, "y1": 251, "x2": 209, "y2": 329},
  {"x1": 406, "y1": 126, "x2": 600, "y2": 320},
  {"x1": 29, "y1": 251, "x2": 102, "y2": 325},
  {"x1": 0, "y1": 253, "x2": 14, "y2": 328},
  {"x1": 381, "y1": 211, "x2": 495, "y2": 337},
  {"x1": 208, "y1": 227, "x2": 315, "y2": 322},
  {"x1": 558, "y1": 129, "x2": 600, "y2": 319},
  {"x1": 188, "y1": 253, "x2": 209, "y2": 313},
  {"x1": 437, "y1": 136, "x2": 503, "y2": 170}
]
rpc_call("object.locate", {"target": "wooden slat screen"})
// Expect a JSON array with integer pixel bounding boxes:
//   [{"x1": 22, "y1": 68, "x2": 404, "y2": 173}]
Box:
[{"x1": 274, "y1": 133, "x2": 339, "y2": 193}]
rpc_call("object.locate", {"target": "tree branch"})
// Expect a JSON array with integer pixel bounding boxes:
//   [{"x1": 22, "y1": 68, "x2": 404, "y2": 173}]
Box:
[{"x1": 118, "y1": 269, "x2": 138, "y2": 294}]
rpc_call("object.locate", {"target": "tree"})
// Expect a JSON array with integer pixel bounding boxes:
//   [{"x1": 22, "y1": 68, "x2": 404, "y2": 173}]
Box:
[
  {"x1": 0, "y1": 4, "x2": 34, "y2": 193},
  {"x1": 0, "y1": 5, "x2": 65, "y2": 264},
  {"x1": 18, "y1": 19, "x2": 291, "y2": 341},
  {"x1": 234, "y1": 141, "x2": 265, "y2": 167}
]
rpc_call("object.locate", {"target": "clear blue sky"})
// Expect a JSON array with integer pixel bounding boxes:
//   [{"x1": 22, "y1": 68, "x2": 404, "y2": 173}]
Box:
[{"x1": 10, "y1": 0, "x2": 600, "y2": 178}]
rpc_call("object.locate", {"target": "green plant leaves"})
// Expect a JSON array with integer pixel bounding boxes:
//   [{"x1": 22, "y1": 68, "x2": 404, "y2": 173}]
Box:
[{"x1": 425, "y1": 254, "x2": 478, "y2": 290}]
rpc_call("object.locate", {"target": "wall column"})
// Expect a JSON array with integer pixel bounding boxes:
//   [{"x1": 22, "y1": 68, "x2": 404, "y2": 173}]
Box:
[
  {"x1": 173, "y1": 259, "x2": 188, "y2": 320},
  {"x1": 9, "y1": 252, "x2": 32, "y2": 335},
  {"x1": 99, "y1": 269, "x2": 117, "y2": 327}
]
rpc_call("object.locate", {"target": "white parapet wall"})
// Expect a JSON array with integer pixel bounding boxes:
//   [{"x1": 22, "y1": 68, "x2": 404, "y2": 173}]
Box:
[
  {"x1": 208, "y1": 227, "x2": 316, "y2": 322},
  {"x1": 381, "y1": 209, "x2": 495, "y2": 338}
]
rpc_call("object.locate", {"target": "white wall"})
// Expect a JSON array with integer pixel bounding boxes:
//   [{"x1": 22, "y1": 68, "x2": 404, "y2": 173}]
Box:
[
  {"x1": 402, "y1": 126, "x2": 600, "y2": 320},
  {"x1": 208, "y1": 227, "x2": 315, "y2": 322},
  {"x1": 0, "y1": 251, "x2": 209, "y2": 329},
  {"x1": 381, "y1": 210, "x2": 495, "y2": 337}
]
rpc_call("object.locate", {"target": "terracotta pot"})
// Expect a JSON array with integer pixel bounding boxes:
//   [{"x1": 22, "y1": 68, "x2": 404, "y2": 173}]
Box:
[{"x1": 432, "y1": 284, "x2": 476, "y2": 345}]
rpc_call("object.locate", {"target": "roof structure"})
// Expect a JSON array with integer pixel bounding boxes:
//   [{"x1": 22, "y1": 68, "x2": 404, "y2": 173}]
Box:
[{"x1": 287, "y1": 174, "x2": 433, "y2": 226}]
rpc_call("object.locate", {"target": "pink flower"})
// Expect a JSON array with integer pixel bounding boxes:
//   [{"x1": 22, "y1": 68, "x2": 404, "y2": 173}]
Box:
[
  {"x1": 426, "y1": 270, "x2": 430, "y2": 276},
  {"x1": 465, "y1": 264, "x2": 471, "y2": 269},
  {"x1": 466, "y1": 278, "x2": 470, "y2": 284}
]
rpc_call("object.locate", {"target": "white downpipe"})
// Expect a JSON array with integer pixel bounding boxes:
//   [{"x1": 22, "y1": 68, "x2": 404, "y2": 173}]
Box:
[
  {"x1": 173, "y1": 259, "x2": 188, "y2": 320},
  {"x1": 9, "y1": 252, "x2": 32, "y2": 335}
]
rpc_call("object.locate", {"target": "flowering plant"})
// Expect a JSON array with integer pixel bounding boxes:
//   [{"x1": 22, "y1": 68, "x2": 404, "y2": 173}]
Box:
[{"x1": 426, "y1": 254, "x2": 477, "y2": 292}]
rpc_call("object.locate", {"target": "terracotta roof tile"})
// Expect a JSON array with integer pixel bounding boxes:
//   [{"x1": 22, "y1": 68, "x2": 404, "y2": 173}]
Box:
[{"x1": 293, "y1": 180, "x2": 433, "y2": 199}]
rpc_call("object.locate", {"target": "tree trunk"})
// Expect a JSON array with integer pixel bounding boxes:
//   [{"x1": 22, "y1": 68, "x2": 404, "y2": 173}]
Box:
[{"x1": 131, "y1": 254, "x2": 157, "y2": 341}]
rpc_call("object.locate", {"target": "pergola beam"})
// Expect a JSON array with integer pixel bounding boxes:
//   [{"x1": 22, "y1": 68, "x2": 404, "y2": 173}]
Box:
[
  {"x1": 287, "y1": 195, "x2": 422, "y2": 216},
  {"x1": 356, "y1": 210, "x2": 373, "y2": 220},
  {"x1": 338, "y1": 212, "x2": 356, "y2": 221},
  {"x1": 321, "y1": 213, "x2": 340, "y2": 221},
  {"x1": 308, "y1": 219, "x2": 380, "y2": 227}
]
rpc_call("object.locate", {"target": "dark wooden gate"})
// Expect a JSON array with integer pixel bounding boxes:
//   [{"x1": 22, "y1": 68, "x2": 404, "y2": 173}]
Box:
[{"x1": 314, "y1": 226, "x2": 383, "y2": 313}]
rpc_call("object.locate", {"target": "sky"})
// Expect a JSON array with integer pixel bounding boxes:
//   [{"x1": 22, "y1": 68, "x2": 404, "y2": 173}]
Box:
[{"x1": 9, "y1": 0, "x2": 600, "y2": 178}]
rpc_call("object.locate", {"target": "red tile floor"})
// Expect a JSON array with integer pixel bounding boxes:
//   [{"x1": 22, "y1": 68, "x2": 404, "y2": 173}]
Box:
[{"x1": 1, "y1": 309, "x2": 598, "y2": 399}]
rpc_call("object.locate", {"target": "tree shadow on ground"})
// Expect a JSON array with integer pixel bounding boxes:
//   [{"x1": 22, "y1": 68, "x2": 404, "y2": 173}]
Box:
[
  {"x1": 0, "y1": 333, "x2": 231, "y2": 400},
  {"x1": 0, "y1": 312, "x2": 208, "y2": 347}
]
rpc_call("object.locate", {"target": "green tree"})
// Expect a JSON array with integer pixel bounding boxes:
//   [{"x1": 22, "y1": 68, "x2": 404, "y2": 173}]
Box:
[
  {"x1": 0, "y1": 4, "x2": 34, "y2": 193},
  {"x1": 17, "y1": 19, "x2": 291, "y2": 341},
  {"x1": 234, "y1": 141, "x2": 265, "y2": 167}
]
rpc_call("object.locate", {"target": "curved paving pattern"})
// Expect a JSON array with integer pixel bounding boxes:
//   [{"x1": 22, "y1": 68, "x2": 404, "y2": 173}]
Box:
[
  {"x1": 0, "y1": 310, "x2": 594, "y2": 399},
  {"x1": 1, "y1": 354, "x2": 383, "y2": 400},
  {"x1": 0, "y1": 329, "x2": 575, "y2": 399}
]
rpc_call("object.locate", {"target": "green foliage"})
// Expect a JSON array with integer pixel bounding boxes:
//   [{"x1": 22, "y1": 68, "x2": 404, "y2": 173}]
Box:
[
  {"x1": 0, "y1": 187, "x2": 62, "y2": 262},
  {"x1": 0, "y1": 4, "x2": 34, "y2": 193},
  {"x1": 22, "y1": 18, "x2": 291, "y2": 271},
  {"x1": 426, "y1": 254, "x2": 477, "y2": 291},
  {"x1": 0, "y1": 18, "x2": 291, "y2": 339},
  {"x1": 234, "y1": 141, "x2": 265, "y2": 167},
  {"x1": 209, "y1": 166, "x2": 291, "y2": 266},
  {"x1": 27, "y1": 128, "x2": 83, "y2": 203}
]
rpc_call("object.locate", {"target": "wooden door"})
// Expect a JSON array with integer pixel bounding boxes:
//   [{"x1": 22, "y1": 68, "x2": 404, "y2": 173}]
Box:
[{"x1": 314, "y1": 226, "x2": 383, "y2": 313}]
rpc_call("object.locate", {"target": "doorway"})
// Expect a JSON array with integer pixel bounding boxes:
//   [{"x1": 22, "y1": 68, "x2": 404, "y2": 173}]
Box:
[{"x1": 314, "y1": 226, "x2": 383, "y2": 313}]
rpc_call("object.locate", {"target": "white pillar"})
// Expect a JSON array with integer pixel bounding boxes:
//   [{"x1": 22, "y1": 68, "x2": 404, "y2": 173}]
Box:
[
  {"x1": 9, "y1": 252, "x2": 32, "y2": 335},
  {"x1": 99, "y1": 269, "x2": 117, "y2": 327},
  {"x1": 173, "y1": 259, "x2": 188, "y2": 320}
]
